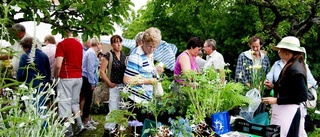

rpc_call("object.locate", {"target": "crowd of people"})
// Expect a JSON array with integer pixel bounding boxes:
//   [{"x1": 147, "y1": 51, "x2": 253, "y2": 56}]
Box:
[{"x1": 0, "y1": 23, "x2": 316, "y2": 137}]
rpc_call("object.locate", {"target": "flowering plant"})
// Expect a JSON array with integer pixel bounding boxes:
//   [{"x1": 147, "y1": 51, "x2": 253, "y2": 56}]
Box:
[
  {"x1": 0, "y1": 81, "x2": 76, "y2": 136},
  {"x1": 248, "y1": 51, "x2": 266, "y2": 96}
]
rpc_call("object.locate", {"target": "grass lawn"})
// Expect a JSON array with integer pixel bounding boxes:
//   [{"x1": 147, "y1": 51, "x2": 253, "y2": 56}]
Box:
[{"x1": 75, "y1": 114, "x2": 106, "y2": 137}]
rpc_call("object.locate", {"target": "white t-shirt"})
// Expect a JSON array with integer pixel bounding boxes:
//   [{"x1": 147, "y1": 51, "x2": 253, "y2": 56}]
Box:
[{"x1": 204, "y1": 50, "x2": 225, "y2": 70}]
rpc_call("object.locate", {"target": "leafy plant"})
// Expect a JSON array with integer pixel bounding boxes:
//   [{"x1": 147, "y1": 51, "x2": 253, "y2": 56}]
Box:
[
  {"x1": 106, "y1": 109, "x2": 136, "y2": 129},
  {"x1": 307, "y1": 127, "x2": 320, "y2": 137},
  {"x1": 0, "y1": 82, "x2": 76, "y2": 137},
  {"x1": 180, "y1": 68, "x2": 250, "y2": 124},
  {"x1": 168, "y1": 117, "x2": 193, "y2": 137}
]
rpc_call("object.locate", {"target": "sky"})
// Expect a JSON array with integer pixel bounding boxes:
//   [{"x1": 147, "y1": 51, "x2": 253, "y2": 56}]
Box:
[
  {"x1": 112, "y1": 0, "x2": 148, "y2": 37},
  {"x1": 20, "y1": 0, "x2": 148, "y2": 43}
]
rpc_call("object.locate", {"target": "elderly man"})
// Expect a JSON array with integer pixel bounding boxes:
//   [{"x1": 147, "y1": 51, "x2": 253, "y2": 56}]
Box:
[
  {"x1": 11, "y1": 23, "x2": 42, "y2": 72},
  {"x1": 203, "y1": 39, "x2": 225, "y2": 70}
]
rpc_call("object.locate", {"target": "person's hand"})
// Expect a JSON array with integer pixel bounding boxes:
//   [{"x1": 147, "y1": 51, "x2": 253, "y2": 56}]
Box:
[
  {"x1": 261, "y1": 97, "x2": 277, "y2": 105},
  {"x1": 263, "y1": 79, "x2": 273, "y2": 90},
  {"x1": 245, "y1": 82, "x2": 251, "y2": 87},
  {"x1": 156, "y1": 65, "x2": 164, "y2": 74},
  {"x1": 108, "y1": 82, "x2": 117, "y2": 88},
  {"x1": 91, "y1": 85, "x2": 96, "y2": 91},
  {"x1": 149, "y1": 78, "x2": 158, "y2": 85}
]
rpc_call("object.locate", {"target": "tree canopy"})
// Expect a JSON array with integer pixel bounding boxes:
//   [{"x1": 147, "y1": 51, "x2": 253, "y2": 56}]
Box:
[
  {"x1": 123, "y1": 0, "x2": 320, "y2": 80},
  {"x1": 0, "y1": 0, "x2": 134, "y2": 41}
]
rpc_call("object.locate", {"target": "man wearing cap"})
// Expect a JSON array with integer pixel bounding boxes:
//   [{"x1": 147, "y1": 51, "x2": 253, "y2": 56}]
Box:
[
  {"x1": 235, "y1": 36, "x2": 270, "y2": 87},
  {"x1": 262, "y1": 36, "x2": 308, "y2": 137}
]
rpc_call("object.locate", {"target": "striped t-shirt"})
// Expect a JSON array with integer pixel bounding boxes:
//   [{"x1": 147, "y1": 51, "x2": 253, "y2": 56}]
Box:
[{"x1": 124, "y1": 46, "x2": 155, "y2": 103}]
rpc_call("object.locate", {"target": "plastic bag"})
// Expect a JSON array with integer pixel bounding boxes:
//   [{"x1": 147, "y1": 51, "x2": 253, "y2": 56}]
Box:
[
  {"x1": 154, "y1": 82, "x2": 164, "y2": 97},
  {"x1": 240, "y1": 88, "x2": 261, "y2": 121}
]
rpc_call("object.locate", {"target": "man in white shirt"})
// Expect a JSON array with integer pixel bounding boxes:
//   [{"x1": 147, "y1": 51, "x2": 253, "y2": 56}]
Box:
[
  {"x1": 11, "y1": 23, "x2": 42, "y2": 72},
  {"x1": 203, "y1": 39, "x2": 225, "y2": 70}
]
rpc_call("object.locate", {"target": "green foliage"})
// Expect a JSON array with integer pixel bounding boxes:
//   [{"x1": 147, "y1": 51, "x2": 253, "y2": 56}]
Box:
[
  {"x1": 308, "y1": 127, "x2": 320, "y2": 137},
  {"x1": 168, "y1": 117, "x2": 193, "y2": 137},
  {"x1": 106, "y1": 109, "x2": 136, "y2": 129},
  {"x1": 0, "y1": 0, "x2": 134, "y2": 41},
  {"x1": 307, "y1": 88, "x2": 320, "y2": 120},
  {"x1": 0, "y1": 14, "x2": 78, "y2": 136},
  {"x1": 180, "y1": 68, "x2": 250, "y2": 123},
  {"x1": 0, "y1": 82, "x2": 74, "y2": 137},
  {"x1": 124, "y1": 0, "x2": 320, "y2": 82},
  {"x1": 90, "y1": 102, "x2": 108, "y2": 114},
  {"x1": 141, "y1": 96, "x2": 168, "y2": 125}
]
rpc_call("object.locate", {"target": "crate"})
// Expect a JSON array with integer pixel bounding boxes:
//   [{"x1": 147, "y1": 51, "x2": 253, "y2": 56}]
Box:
[{"x1": 234, "y1": 119, "x2": 280, "y2": 137}]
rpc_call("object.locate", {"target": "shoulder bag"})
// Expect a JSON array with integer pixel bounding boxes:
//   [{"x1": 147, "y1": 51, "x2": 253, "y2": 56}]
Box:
[{"x1": 93, "y1": 51, "x2": 113, "y2": 106}]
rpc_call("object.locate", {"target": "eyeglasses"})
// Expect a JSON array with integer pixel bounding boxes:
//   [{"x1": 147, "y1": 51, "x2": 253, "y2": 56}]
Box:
[{"x1": 144, "y1": 42, "x2": 157, "y2": 49}]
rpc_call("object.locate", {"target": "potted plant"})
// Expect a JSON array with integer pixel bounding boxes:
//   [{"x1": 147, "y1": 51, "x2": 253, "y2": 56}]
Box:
[{"x1": 179, "y1": 68, "x2": 250, "y2": 135}]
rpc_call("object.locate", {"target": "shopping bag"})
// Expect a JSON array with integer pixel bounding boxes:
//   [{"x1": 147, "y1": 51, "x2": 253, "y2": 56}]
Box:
[
  {"x1": 211, "y1": 111, "x2": 231, "y2": 135},
  {"x1": 240, "y1": 88, "x2": 261, "y2": 121},
  {"x1": 92, "y1": 83, "x2": 109, "y2": 107},
  {"x1": 304, "y1": 87, "x2": 317, "y2": 108}
]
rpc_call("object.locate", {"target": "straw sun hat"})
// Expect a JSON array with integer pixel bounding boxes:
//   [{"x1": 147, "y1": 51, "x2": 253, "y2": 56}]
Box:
[{"x1": 272, "y1": 36, "x2": 305, "y2": 53}]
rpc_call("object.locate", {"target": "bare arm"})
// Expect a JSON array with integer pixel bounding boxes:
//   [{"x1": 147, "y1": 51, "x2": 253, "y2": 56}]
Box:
[
  {"x1": 54, "y1": 57, "x2": 63, "y2": 78},
  {"x1": 123, "y1": 75, "x2": 157, "y2": 85},
  {"x1": 99, "y1": 57, "x2": 116, "y2": 88},
  {"x1": 0, "y1": 54, "x2": 12, "y2": 60},
  {"x1": 179, "y1": 54, "x2": 192, "y2": 72}
]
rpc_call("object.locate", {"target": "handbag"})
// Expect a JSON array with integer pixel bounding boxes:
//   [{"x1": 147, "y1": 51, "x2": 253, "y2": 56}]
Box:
[
  {"x1": 304, "y1": 87, "x2": 317, "y2": 108},
  {"x1": 92, "y1": 51, "x2": 113, "y2": 106},
  {"x1": 92, "y1": 83, "x2": 109, "y2": 106}
]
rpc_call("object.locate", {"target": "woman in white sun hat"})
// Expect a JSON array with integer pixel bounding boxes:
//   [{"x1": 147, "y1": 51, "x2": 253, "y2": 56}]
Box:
[{"x1": 262, "y1": 36, "x2": 308, "y2": 137}]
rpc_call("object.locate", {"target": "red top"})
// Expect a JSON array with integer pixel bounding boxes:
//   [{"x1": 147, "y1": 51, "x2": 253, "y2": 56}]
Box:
[{"x1": 55, "y1": 38, "x2": 83, "y2": 78}]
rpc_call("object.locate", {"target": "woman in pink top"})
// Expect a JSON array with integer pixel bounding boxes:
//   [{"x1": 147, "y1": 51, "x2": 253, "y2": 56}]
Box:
[{"x1": 173, "y1": 37, "x2": 204, "y2": 84}]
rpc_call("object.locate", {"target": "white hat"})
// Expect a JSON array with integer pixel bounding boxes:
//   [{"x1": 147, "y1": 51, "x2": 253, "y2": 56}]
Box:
[{"x1": 272, "y1": 36, "x2": 305, "y2": 53}]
